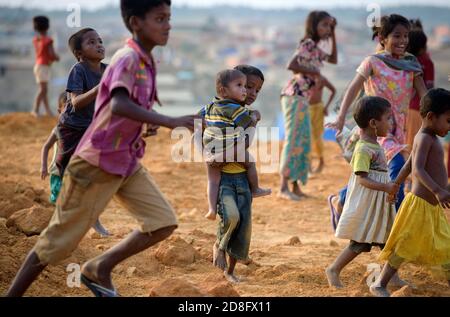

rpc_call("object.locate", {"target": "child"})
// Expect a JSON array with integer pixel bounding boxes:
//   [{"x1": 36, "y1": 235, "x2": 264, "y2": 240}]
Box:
[
  {"x1": 206, "y1": 65, "x2": 266, "y2": 283},
  {"x1": 326, "y1": 96, "x2": 399, "y2": 288},
  {"x1": 328, "y1": 14, "x2": 428, "y2": 212},
  {"x1": 56, "y1": 27, "x2": 107, "y2": 178},
  {"x1": 406, "y1": 23, "x2": 434, "y2": 151},
  {"x1": 201, "y1": 69, "x2": 271, "y2": 221},
  {"x1": 40, "y1": 92, "x2": 110, "y2": 237},
  {"x1": 279, "y1": 11, "x2": 338, "y2": 200},
  {"x1": 370, "y1": 88, "x2": 450, "y2": 297},
  {"x1": 6, "y1": 0, "x2": 197, "y2": 297},
  {"x1": 31, "y1": 16, "x2": 59, "y2": 117},
  {"x1": 308, "y1": 74, "x2": 336, "y2": 173},
  {"x1": 40, "y1": 92, "x2": 66, "y2": 204}
]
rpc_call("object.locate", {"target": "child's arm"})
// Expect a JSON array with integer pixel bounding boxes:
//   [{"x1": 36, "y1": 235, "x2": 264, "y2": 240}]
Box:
[
  {"x1": 287, "y1": 55, "x2": 321, "y2": 76},
  {"x1": 357, "y1": 173, "x2": 398, "y2": 196},
  {"x1": 40, "y1": 131, "x2": 57, "y2": 180},
  {"x1": 414, "y1": 134, "x2": 450, "y2": 205},
  {"x1": 327, "y1": 73, "x2": 365, "y2": 132},
  {"x1": 393, "y1": 155, "x2": 412, "y2": 186},
  {"x1": 327, "y1": 18, "x2": 338, "y2": 64},
  {"x1": 111, "y1": 88, "x2": 198, "y2": 130},
  {"x1": 70, "y1": 85, "x2": 100, "y2": 111},
  {"x1": 322, "y1": 77, "x2": 336, "y2": 116},
  {"x1": 48, "y1": 42, "x2": 59, "y2": 62},
  {"x1": 413, "y1": 75, "x2": 427, "y2": 101}
]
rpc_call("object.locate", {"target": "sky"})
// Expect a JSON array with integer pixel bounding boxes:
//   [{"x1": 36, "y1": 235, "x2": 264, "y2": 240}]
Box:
[{"x1": 1, "y1": 0, "x2": 450, "y2": 11}]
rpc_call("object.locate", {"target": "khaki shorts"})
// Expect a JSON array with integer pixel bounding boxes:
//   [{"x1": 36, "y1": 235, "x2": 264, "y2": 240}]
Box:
[
  {"x1": 33, "y1": 64, "x2": 51, "y2": 83},
  {"x1": 34, "y1": 157, "x2": 178, "y2": 265}
]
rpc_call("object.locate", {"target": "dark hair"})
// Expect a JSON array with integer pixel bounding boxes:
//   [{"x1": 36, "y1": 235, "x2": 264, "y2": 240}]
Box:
[
  {"x1": 68, "y1": 28, "x2": 96, "y2": 61},
  {"x1": 216, "y1": 69, "x2": 245, "y2": 95},
  {"x1": 407, "y1": 29, "x2": 427, "y2": 56},
  {"x1": 353, "y1": 96, "x2": 391, "y2": 129},
  {"x1": 33, "y1": 16, "x2": 49, "y2": 33},
  {"x1": 233, "y1": 64, "x2": 264, "y2": 82},
  {"x1": 372, "y1": 14, "x2": 410, "y2": 46},
  {"x1": 120, "y1": 0, "x2": 171, "y2": 32},
  {"x1": 304, "y1": 11, "x2": 332, "y2": 42},
  {"x1": 420, "y1": 88, "x2": 450, "y2": 118},
  {"x1": 409, "y1": 18, "x2": 423, "y2": 31}
]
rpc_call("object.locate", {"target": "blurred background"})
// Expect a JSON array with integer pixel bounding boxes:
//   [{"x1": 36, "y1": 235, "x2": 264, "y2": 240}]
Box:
[{"x1": 0, "y1": 0, "x2": 449, "y2": 136}]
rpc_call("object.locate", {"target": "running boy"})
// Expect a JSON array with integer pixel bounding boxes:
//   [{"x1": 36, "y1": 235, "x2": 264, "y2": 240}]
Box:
[
  {"x1": 6, "y1": 0, "x2": 197, "y2": 297},
  {"x1": 31, "y1": 15, "x2": 59, "y2": 117},
  {"x1": 201, "y1": 69, "x2": 271, "y2": 221},
  {"x1": 370, "y1": 88, "x2": 450, "y2": 297}
]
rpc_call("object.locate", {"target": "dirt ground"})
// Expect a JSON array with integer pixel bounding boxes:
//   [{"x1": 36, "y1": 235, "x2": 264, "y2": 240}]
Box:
[{"x1": 1, "y1": 113, "x2": 449, "y2": 297}]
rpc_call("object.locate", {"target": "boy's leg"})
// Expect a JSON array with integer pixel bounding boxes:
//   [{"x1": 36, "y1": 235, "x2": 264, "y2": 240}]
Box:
[
  {"x1": 224, "y1": 256, "x2": 240, "y2": 283},
  {"x1": 82, "y1": 226, "x2": 176, "y2": 290},
  {"x1": 86, "y1": 166, "x2": 178, "y2": 291},
  {"x1": 205, "y1": 164, "x2": 222, "y2": 220},
  {"x1": 370, "y1": 263, "x2": 398, "y2": 297},
  {"x1": 326, "y1": 242, "x2": 362, "y2": 288},
  {"x1": 6, "y1": 158, "x2": 119, "y2": 296},
  {"x1": 42, "y1": 81, "x2": 53, "y2": 116},
  {"x1": 32, "y1": 82, "x2": 46, "y2": 116}
]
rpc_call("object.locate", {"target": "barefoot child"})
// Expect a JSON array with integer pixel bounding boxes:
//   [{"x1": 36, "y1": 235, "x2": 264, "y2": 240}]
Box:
[
  {"x1": 370, "y1": 88, "x2": 450, "y2": 297},
  {"x1": 328, "y1": 14, "x2": 428, "y2": 213},
  {"x1": 326, "y1": 96, "x2": 398, "y2": 288},
  {"x1": 31, "y1": 16, "x2": 59, "y2": 117},
  {"x1": 55, "y1": 27, "x2": 107, "y2": 178},
  {"x1": 201, "y1": 69, "x2": 270, "y2": 221},
  {"x1": 6, "y1": 0, "x2": 197, "y2": 297},
  {"x1": 204, "y1": 65, "x2": 266, "y2": 283},
  {"x1": 308, "y1": 74, "x2": 336, "y2": 173}
]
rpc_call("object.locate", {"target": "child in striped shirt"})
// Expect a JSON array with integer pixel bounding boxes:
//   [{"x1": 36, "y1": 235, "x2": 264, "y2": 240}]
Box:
[{"x1": 201, "y1": 69, "x2": 271, "y2": 220}]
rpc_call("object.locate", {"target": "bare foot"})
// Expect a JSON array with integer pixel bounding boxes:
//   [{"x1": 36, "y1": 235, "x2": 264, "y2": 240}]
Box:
[
  {"x1": 325, "y1": 266, "x2": 343, "y2": 288},
  {"x1": 213, "y1": 243, "x2": 227, "y2": 270},
  {"x1": 369, "y1": 284, "x2": 390, "y2": 297},
  {"x1": 224, "y1": 272, "x2": 241, "y2": 284},
  {"x1": 252, "y1": 188, "x2": 272, "y2": 198},
  {"x1": 390, "y1": 273, "x2": 414, "y2": 288},
  {"x1": 205, "y1": 210, "x2": 217, "y2": 221},
  {"x1": 30, "y1": 111, "x2": 39, "y2": 118},
  {"x1": 277, "y1": 190, "x2": 301, "y2": 201},
  {"x1": 292, "y1": 183, "x2": 307, "y2": 198}
]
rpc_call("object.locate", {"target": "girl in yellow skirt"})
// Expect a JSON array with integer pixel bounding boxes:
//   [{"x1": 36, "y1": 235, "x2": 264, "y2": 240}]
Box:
[{"x1": 370, "y1": 88, "x2": 450, "y2": 297}]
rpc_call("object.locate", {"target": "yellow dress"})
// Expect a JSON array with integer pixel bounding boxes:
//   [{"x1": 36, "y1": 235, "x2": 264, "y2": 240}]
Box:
[{"x1": 379, "y1": 193, "x2": 450, "y2": 278}]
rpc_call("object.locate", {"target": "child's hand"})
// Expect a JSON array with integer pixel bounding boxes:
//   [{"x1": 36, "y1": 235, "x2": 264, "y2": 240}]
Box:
[
  {"x1": 387, "y1": 193, "x2": 397, "y2": 204},
  {"x1": 436, "y1": 189, "x2": 450, "y2": 209},
  {"x1": 170, "y1": 115, "x2": 200, "y2": 131},
  {"x1": 142, "y1": 124, "x2": 159, "y2": 138},
  {"x1": 40, "y1": 166, "x2": 48, "y2": 180},
  {"x1": 385, "y1": 182, "x2": 399, "y2": 196},
  {"x1": 330, "y1": 17, "x2": 337, "y2": 32}
]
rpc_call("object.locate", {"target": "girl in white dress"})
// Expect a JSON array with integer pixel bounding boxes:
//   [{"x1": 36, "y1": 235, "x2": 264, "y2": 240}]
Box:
[{"x1": 326, "y1": 96, "x2": 398, "y2": 288}]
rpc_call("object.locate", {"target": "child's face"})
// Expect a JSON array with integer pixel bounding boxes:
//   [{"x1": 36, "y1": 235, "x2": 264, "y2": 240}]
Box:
[
  {"x1": 79, "y1": 31, "x2": 105, "y2": 61},
  {"x1": 374, "y1": 109, "x2": 392, "y2": 137},
  {"x1": 317, "y1": 17, "x2": 334, "y2": 40},
  {"x1": 244, "y1": 75, "x2": 263, "y2": 105},
  {"x1": 431, "y1": 110, "x2": 450, "y2": 138},
  {"x1": 135, "y1": 4, "x2": 171, "y2": 48},
  {"x1": 381, "y1": 24, "x2": 409, "y2": 57},
  {"x1": 222, "y1": 76, "x2": 247, "y2": 103}
]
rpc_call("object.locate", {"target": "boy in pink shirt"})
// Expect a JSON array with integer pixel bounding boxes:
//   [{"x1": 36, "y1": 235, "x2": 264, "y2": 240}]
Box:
[{"x1": 6, "y1": 0, "x2": 197, "y2": 297}]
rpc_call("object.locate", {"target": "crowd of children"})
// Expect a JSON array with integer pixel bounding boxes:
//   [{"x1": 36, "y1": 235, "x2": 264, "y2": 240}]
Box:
[{"x1": 4, "y1": 0, "x2": 450, "y2": 297}]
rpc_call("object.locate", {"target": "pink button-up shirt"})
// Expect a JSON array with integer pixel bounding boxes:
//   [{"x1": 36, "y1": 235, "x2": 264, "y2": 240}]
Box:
[{"x1": 75, "y1": 39, "x2": 157, "y2": 177}]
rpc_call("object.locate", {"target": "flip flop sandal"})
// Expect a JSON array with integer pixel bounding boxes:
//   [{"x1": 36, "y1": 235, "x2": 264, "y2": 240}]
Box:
[
  {"x1": 80, "y1": 274, "x2": 118, "y2": 297},
  {"x1": 327, "y1": 194, "x2": 339, "y2": 231}
]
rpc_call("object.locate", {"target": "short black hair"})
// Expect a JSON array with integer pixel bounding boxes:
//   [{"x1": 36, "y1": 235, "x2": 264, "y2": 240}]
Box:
[
  {"x1": 233, "y1": 65, "x2": 264, "y2": 82},
  {"x1": 420, "y1": 88, "x2": 450, "y2": 118},
  {"x1": 372, "y1": 14, "x2": 410, "y2": 47},
  {"x1": 33, "y1": 16, "x2": 49, "y2": 32},
  {"x1": 304, "y1": 11, "x2": 332, "y2": 42},
  {"x1": 409, "y1": 18, "x2": 423, "y2": 31},
  {"x1": 68, "y1": 28, "x2": 96, "y2": 61},
  {"x1": 216, "y1": 69, "x2": 245, "y2": 95},
  {"x1": 353, "y1": 96, "x2": 391, "y2": 129},
  {"x1": 120, "y1": 0, "x2": 171, "y2": 33},
  {"x1": 407, "y1": 29, "x2": 427, "y2": 57}
]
